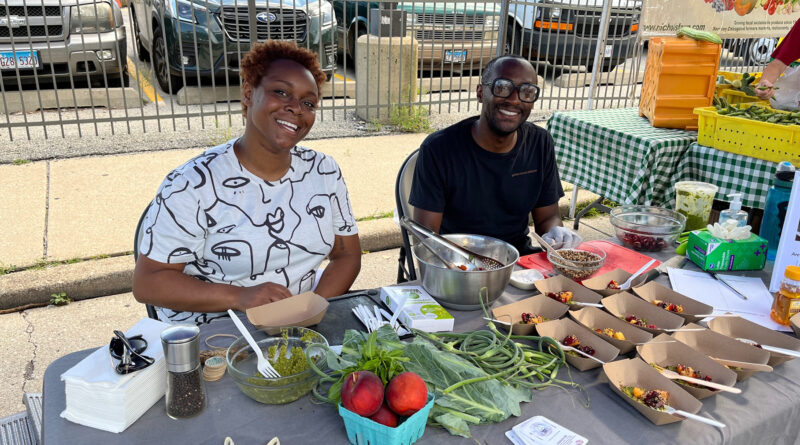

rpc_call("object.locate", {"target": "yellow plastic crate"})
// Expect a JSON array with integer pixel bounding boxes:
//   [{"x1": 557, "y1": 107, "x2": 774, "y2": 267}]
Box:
[
  {"x1": 719, "y1": 89, "x2": 769, "y2": 106},
  {"x1": 715, "y1": 71, "x2": 762, "y2": 97},
  {"x1": 694, "y1": 104, "x2": 800, "y2": 165}
]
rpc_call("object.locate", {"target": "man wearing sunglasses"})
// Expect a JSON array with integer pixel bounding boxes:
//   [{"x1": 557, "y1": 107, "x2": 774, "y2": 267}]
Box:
[{"x1": 409, "y1": 55, "x2": 581, "y2": 255}]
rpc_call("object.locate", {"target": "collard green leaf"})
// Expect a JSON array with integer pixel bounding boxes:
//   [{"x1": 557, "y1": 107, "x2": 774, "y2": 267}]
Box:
[{"x1": 403, "y1": 338, "x2": 531, "y2": 436}]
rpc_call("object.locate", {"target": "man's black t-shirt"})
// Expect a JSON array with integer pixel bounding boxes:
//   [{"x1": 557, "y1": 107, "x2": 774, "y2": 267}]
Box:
[{"x1": 409, "y1": 116, "x2": 564, "y2": 255}]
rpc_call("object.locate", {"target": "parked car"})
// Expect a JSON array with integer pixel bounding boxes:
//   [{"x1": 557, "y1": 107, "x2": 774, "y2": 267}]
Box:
[
  {"x1": 723, "y1": 38, "x2": 778, "y2": 66},
  {"x1": 0, "y1": 0, "x2": 128, "y2": 87},
  {"x1": 333, "y1": 0, "x2": 500, "y2": 73},
  {"x1": 131, "y1": 0, "x2": 337, "y2": 93},
  {"x1": 506, "y1": 0, "x2": 640, "y2": 72}
]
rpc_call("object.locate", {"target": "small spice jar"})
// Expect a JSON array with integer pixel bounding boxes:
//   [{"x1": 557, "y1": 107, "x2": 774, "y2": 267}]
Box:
[{"x1": 161, "y1": 325, "x2": 207, "y2": 419}]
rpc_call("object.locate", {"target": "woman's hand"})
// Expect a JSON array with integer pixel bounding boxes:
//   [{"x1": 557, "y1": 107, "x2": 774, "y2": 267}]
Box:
[
  {"x1": 235, "y1": 282, "x2": 294, "y2": 311},
  {"x1": 756, "y1": 79, "x2": 776, "y2": 99}
]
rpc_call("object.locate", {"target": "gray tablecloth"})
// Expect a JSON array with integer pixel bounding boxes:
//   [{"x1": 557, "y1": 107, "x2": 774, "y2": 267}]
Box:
[{"x1": 42, "y1": 259, "x2": 800, "y2": 445}]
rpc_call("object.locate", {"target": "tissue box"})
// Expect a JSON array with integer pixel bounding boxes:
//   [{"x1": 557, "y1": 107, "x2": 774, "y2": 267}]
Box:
[
  {"x1": 687, "y1": 231, "x2": 768, "y2": 271},
  {"x1": 380, "y1": 285, "x2": 454, "y2": 332}
]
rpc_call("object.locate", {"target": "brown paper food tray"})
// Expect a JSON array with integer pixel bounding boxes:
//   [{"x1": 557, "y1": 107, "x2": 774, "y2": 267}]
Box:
[
  {"x1": 672, "y1": 323, "x2": 771, "y2": 381},
  {"x1": 583, "y1": 268, "x2": 633, "y2": 297},
  {"x1": 536, "y1": 318, "x2": 619, "y2": 371},
  {"x1": 570, "y1": 306, "x2": 652, "y2": 354},
  {"x1": 492, "y1": 294, "x2": 570, "y2": 336},
  {"x1": 603, "y1": 358, "x2": 702, "y2": 425},
  {"x1": 246, "y1": 291, "x2": 329, "y2": 335},
  {"x1": 633, "y1": 281, "x2": 713, "y2": 323},
  {"x1": 602, "y1": 292, "x2": 685, "y2": 336},
  {"x1": 637, "y1": 333, "x2": 737, "y2": 400},
  {"x1": 792, "y1": 313, "x2": 800, "y2": 338},
  {"x1": 534, "y1": 274, "x2": 603, "y2": 308},
  {"x1": 708, "y1": 316, "x2": 800, "y2": 367}
]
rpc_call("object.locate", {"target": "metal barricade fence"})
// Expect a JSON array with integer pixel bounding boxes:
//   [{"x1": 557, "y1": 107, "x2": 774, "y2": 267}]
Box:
[{"x1": 0, "y1": 0, "x2": 781, "y2": 141}]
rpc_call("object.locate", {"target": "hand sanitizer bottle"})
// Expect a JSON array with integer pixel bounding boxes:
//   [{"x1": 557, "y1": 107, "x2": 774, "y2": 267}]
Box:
[{"x1": 719, "y1": 193, "x2": 748, "y2": 227}]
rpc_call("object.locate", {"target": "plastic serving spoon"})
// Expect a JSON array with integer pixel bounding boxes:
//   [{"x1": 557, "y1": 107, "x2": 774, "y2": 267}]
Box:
[
  {"x1": 663, "y1": 405, "x2": 726, "y2": 430},
  {"x1": 736, "y1": 338, "x2": 800, "y2": 359},
  {"x1": 650, "y1": 364, "x2": 741, "y2": 394}
]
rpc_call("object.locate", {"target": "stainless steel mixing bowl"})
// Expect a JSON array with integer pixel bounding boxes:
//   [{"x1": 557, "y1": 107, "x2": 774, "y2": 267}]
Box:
[{"x1": 412, "y1": 234, "x2": 519, "y2": 310}]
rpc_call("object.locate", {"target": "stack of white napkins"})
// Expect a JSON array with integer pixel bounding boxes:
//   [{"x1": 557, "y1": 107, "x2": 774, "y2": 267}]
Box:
[{"x1": 60, "y1": 317, "x2": 170, "y2": 433}]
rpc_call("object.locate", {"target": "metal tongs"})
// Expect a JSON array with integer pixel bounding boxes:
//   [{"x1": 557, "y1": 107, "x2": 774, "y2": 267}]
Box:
[{"x1": 399, "y1": 217, "x2": 505, "y2": 271}]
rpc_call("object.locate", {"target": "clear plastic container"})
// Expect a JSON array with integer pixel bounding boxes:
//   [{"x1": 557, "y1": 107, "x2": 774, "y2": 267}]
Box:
[
  {"x1": 674, "y1": 181, "x2": 719, "y2": 231},
  {"x1": 771, "y1": 266, "x2": 800, "y2": 326}
]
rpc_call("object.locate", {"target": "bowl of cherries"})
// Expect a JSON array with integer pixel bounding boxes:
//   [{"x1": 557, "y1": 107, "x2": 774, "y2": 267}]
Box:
[{"x1": 609, "y1": 206, "x2": 686, "y2": 252}]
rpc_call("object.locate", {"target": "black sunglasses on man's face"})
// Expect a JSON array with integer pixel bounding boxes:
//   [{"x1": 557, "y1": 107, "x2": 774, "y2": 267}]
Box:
[{"x1": 483, "y1": 78, "x2": 540, "y2": 103}]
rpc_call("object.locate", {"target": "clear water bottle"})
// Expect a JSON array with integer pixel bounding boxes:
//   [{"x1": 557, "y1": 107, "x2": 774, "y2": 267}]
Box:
[{"x1": 759, "y1": 161, "x2": 795, "y2": 261}]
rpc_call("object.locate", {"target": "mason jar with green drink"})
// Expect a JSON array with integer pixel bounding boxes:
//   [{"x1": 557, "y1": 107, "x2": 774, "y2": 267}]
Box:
[{"x1": 674, "y1": 181, "x2": 719, "y2": 231}]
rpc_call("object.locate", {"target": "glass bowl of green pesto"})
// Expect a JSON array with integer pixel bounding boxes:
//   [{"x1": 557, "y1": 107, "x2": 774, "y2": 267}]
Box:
[{"x1": 226, "y1": 326, "x2": 328, "y2": 404}]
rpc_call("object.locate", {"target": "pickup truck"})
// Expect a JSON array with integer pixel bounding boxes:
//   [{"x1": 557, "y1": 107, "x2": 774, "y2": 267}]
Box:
[
  {"x1": 0, "y1": 0, "x2": 128, "y2": 87},
  {"x1": 131, "y1": 0, "x2": 337, "y2": 93},
  {"x1": 506, "y1": 0, "x2": 640, "y2": 72}
]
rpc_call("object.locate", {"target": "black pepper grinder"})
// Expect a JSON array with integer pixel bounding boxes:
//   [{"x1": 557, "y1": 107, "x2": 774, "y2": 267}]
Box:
[{"x1": 161, "y1": 325, "x2": 207, "y2": 419}]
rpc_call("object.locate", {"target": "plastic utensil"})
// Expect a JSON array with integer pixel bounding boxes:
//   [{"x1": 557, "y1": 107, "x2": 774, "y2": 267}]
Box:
[
  {"x1": 560, "y1": 344, "x2": 607, "y2": 365},
  {"x1": 620, "y1": 259, "x2": 657, "y2": 290},
  {"x1": 708, "y1": 356, "x2": 773, "y2": 372},
  {"x1": 400, "y1": 217, "x2": 505, "y2": 270},
  {"x1": 651, "y1": 364, "x2": 741, "y2": 394},
  {"x1": 663, "y1": 405, "x2": 726, "y2": 429},
  {"x1": 227, "y1": 309, "x2": 280, "y2": 379},
  {"x1": 735, "y1": 338, "x2": 800, "y2": 359}
]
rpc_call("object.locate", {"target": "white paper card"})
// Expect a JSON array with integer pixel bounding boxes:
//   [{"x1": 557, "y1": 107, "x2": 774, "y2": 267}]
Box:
[
  {"x1": 509, "y1": 415, "x2": 589, "y2": 445},
  {"x1": 667, "y1": 268, "x2": 792, "y2": 332},
  {"x1": 770, "y1": 171, "x2": 800, "y2": 292}
]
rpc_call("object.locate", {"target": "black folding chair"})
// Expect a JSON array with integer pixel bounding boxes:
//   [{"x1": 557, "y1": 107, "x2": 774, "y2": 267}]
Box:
[
  {"x1": 394, "y1": 150, "x2": 419, "y2": 283},
  {"x1": 133, "y1": 202, "x2": 159, "y2": 320}
]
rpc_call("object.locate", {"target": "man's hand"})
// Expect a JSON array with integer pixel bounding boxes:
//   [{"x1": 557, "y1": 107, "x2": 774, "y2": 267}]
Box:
[
  {"x1": 542, "y1": 226, "x2": 582, "y2": 249},
  {"x1": 755, "y1": 79, "x2": 776, "y2": 99},
  {"x1": 235, "y1": 282, "x2": 293, "y2": 311}
]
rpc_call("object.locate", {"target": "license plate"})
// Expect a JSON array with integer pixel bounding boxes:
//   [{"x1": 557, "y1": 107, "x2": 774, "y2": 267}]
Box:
[
  {"x1": 603, "y1": 44, "x2": 613, "y2": 58},
  {"x1": 444, "y1": 50, "x2": 467, "y2": 63},
  {"x1": 0, "y1": 51, "x2": 39, "y2": 70}
]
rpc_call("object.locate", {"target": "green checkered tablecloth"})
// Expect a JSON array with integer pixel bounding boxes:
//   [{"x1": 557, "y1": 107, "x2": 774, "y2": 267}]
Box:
[
  {"x1": 548, "y1": 108, "x2": 698, "y2": 206},
  {"x1": 669, "y1": 142, "x2": 777, "y2": 209}
]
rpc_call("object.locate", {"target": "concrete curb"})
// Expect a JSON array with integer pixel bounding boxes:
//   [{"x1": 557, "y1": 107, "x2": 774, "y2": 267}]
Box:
[{"x1": 0, "y1": 192, "x2": 599, "y2": 310}]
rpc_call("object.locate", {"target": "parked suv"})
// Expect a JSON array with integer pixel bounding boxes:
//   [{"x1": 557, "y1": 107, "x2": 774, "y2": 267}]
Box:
[
  {"x1": 333, "y1": 1, "x2": 500, "y2": 74},
  {"x1": 0, "y1": 0, "x2": 128, "y2": 87},
  {"x1": 131, "y1": 0, "x2": 337, "y2": 93},
  {"x1": 506, "y1": 0, "x2": 640, "y2": 72}
]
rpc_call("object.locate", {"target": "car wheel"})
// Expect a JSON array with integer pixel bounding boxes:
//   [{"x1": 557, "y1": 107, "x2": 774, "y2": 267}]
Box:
[
  {"x1": 131, "y1": 9, "x2": 148, "y2": 62},
  {"x1": 347, "y1": 24, "x2": 367, "y2": 62},
  {"x1": 153, "y1": 29, "x2": 183, "y2": 93},
  {"x1": 744, "y1": 38, "x2": 778, "y2": 66},
  {"x1": 505, "y1": 23, "x2": 522, "y2": 56}
]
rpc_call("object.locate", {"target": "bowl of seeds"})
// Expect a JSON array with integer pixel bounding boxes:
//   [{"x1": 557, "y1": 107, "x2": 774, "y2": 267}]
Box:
[
  {"x1": 547, "y1": 244, "x2": 606, "y2": 281},
  {"x1": 226, "y1": 326, "x2": 328, "y2": 404}
]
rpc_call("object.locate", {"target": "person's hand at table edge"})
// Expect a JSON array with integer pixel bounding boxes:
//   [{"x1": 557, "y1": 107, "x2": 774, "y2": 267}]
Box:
[{"x1": 541, "y1": 226, "x2": 583, "y2": 250}]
